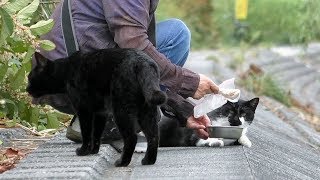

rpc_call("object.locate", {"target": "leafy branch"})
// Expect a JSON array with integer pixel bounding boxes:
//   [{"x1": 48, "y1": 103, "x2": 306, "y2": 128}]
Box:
[{"x1": 0, "y1": 0, "x2": 69, "y2": 133}]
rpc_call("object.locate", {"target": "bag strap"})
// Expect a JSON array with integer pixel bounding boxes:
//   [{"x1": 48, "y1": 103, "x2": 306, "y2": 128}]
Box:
[{"x1": 61, "y1": 0, "x2": 79, "y2": 56}]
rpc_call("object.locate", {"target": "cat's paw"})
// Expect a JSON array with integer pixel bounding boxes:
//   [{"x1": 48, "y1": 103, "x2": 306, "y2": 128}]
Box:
[
  {"x1": 114, "y1": 158, "x2": 130, "y2": 167},
  {"x1": 91, "y1": 142, "x2": 101, "y2": 154},
  {"x1": 209, "y1": 139, "x2": 224, "y2": 147},
  {"x1": 141, "y1": 157, "x2": 156, "y2": 165},
  {"x1": 238, "y1": 135, "x2": 252, "y2": 148},
  {"x1": 76, "y1": 147, "x2": 91, "y2": 156},
  {"x1": 91, "y1": 146, "x2": 100, "y2": 154},
  {"x1": 196, "y1": 138, "x2": 224, "y2": 147}
]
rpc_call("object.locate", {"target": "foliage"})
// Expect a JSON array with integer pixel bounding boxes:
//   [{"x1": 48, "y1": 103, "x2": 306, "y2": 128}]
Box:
[
  {"x1": 0, "y1": 0, "x2": 68, "y2": 132},
  {"x1": 240, "y1": 73, "x2": 291, "y2": 107},
  {"x1": 236, "y1": 0, "x2": 320, "y2": 45},
  {"x1": 157, "y1": 0, "x2": 320, "y2": 48},
  {"x1": 37, "y1": 0, "x2": 59, "y2": 20},
  {"x1": 216, "y1": 0, "x2": 320, "y2": 45},
  {"x1": 157, "y1": 0, "x2": 217, "y2": 49}
]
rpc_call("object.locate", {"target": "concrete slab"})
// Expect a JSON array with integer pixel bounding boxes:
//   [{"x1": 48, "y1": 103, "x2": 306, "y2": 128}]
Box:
[
  {"x1": 1, "y1": 46, "x2": 320, "y2": 179},
  {"x1": 104, "y1": 146, "x2": 254, "y2": 179},
  {"x1": 102, "y1": 105, "x2": 320, "y2": 179},
  {"x1": 0, "y1": 132, "x2": 118, "y2": 180}
]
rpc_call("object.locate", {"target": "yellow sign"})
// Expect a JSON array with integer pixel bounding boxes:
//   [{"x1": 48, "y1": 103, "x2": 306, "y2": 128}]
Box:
[{"x1": 235, "y1": 0, "x2": 248, "y2": 20}]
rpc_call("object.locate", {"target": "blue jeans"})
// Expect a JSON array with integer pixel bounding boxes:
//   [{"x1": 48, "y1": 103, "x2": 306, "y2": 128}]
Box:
[{"x1": 156, "y1": 19, "x2": 191, "y2": 67}]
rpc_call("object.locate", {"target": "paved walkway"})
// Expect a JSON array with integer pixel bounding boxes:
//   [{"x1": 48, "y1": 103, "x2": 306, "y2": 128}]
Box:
[{"x1": 1, "y1": 44, "x2": 320, "y2": 179}]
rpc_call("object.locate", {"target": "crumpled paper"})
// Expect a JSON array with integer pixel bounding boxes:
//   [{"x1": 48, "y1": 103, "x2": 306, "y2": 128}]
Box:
[{"x1": 194, "y1": 78, "x2": 240, "y2": 118}]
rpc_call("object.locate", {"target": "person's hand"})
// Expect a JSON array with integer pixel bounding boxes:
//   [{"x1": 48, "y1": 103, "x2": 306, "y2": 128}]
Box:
[
  {"x1": 186, "y1": 114, "x2": 211, "y2": 139},
  {"x1": 193, "y1": 74, "x2": 219, "y2": 100}
]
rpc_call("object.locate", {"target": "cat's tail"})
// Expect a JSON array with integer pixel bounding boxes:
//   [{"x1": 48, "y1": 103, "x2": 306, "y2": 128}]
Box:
[{"x1": 137, "y1": 61, "x2": 167, "y2": 105}]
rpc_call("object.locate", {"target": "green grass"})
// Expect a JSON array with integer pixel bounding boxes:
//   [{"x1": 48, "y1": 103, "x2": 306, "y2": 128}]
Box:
[
  {"x1": 157, "y1": 0, "x2": 217, "y2": 49},
  {"x1": 240, "y1": 73, "x2": 291, "y2": 106},
  {"x1": 206, "y1": 55, "x2": 220, "y2": 63},
  {"x1": 157, "y1": 0, "x2": 320, "y2": 48}
]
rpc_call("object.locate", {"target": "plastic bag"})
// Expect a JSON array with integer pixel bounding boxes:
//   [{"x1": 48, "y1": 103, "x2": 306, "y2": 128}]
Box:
[{"x1": 194, "y1": 78, "x2": 240, "y2": 118}]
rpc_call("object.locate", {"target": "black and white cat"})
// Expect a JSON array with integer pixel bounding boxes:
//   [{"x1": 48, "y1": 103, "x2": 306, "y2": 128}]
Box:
[
  {"x1": 159, "y1": 98, "x2": 259, "y2": 148},
  {"x1": 27, "y1": 49, "x2": 166, "y2": 167}
]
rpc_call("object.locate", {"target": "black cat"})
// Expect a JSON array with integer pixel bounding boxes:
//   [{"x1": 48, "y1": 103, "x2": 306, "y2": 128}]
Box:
[
  {"x1": 27, "y1": 48, "x2": 167, "y2": 167},
  {"x1": 159, "y1": 98, "x2": 259, "y2": 147}
]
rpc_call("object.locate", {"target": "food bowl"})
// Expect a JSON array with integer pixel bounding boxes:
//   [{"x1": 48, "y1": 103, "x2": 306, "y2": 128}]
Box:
[{"x1": 206, "y1": 126, "x2": 243, "y2": 139}]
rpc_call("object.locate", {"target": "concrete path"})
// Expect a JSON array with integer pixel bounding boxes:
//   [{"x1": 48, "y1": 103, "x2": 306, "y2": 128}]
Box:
[
  {"x1": 1, "y1": 44, "x2": 320, "y2": 179},
  {"x1": 246, "y1": 43, "x2": 320, "y2": 117}
]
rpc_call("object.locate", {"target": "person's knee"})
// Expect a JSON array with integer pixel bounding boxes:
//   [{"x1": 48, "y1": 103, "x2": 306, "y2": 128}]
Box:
[
  {"x1": 156, "y1": 18, "x2": 191, "y2": 66},
  {"x1": 168, "y1": 18, "x2": 191, "y2": 46}
]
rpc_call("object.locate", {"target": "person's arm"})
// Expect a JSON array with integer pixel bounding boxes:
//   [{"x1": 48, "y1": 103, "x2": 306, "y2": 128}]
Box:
[{"x1": 102, "y1": 0, "x2": 199, "y2": 98}]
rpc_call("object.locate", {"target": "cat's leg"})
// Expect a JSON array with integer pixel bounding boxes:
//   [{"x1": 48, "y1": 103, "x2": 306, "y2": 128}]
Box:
[
  {"x1": 112, "y1": 109, "x2": 137, "y2": 167},
  {"x1": 237, "y1": 127, "x2": 252, "y2": 147},
  {"x1": 138, "y1": 106, "x2": 159, "y2": 165},
  {"x1": 66, "y1": 86, "x2": 94, "y2": 156},
  {"x1": 91, "y1": 110, "x2": 108, "y2": 154},
  {"x1": 76, "y1": 106, "x2": 94, "y2": 156},
  {"x1": 196, "y1": 138, "x2": 224, "y2": 147}
]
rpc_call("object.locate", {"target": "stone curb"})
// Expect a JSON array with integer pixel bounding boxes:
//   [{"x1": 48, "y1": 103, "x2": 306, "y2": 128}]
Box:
[{"x1": 1, "y1": 132, "x2": 118, "y2": 180}]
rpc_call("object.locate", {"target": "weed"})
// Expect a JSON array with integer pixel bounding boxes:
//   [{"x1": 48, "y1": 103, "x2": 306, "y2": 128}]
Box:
[
  {"x1": 226, "y1": 44, "x2": 249, "y2": 70},
  {"x1": 157, "y1": 0, "x2": 320, "y2": 47},
  {"x1": 206, "y1": 55, "x2": 220, "y2": 63},
  {"x1": 240, "y1": 73, "x2": 291, "y2": 106}
]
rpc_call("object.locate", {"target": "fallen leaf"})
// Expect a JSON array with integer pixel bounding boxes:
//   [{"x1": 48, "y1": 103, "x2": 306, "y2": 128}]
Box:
[
  {"x1": 0, "y1": 163, "x2": 15, "y2": 173},
  {"x1": 0, "y1": 147, "x2": 29, "y2": 174},
  {"x1": 0, "y1": 154, "x2": 7, "y2": 165},
  {"x1": 5, "y1": 148, "x2": 19, "y2": 158}
]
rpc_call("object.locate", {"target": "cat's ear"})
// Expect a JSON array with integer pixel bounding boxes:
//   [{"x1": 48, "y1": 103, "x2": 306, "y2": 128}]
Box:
[
  {"x1": 34, "y1": 52, "x2": 48, "y2": 67},
  {"x1": 248, "y1": 97, "x2": 259, "y2": 110}
]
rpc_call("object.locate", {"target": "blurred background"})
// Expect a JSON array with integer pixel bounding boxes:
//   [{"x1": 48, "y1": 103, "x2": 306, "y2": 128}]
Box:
[{"x1": 157, "y1": 0, "x2": 320, "y2": 48}]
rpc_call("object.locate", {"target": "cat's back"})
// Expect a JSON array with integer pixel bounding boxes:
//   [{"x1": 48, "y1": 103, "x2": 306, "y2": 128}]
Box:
[
  {"x1": 65, "y1": 48, "x2": 157, "y2": 86},
  {"x1": 76, "y1": 48, "x2": 152, "y2": 68},
  {"x1": 68, "y1": 48, "x2": 154, "y2": 84}
]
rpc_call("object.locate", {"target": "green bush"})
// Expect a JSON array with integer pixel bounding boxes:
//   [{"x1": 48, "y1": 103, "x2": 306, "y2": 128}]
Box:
[
  {"x1": 237, "y1": 0, "x2": 320, "y2": 44},
  {"x1": 157, "y1": 0, "x2": 217, "y2": 49},
  {"x1": 0, "y1": 0, "x2": 68, "y2": 132},
  {"x1": 157, "y1": 0, "x2": 320, "y2": 48},
  {"x1": 213, "y1": 0, "x2": 320, "y2": 45}
]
